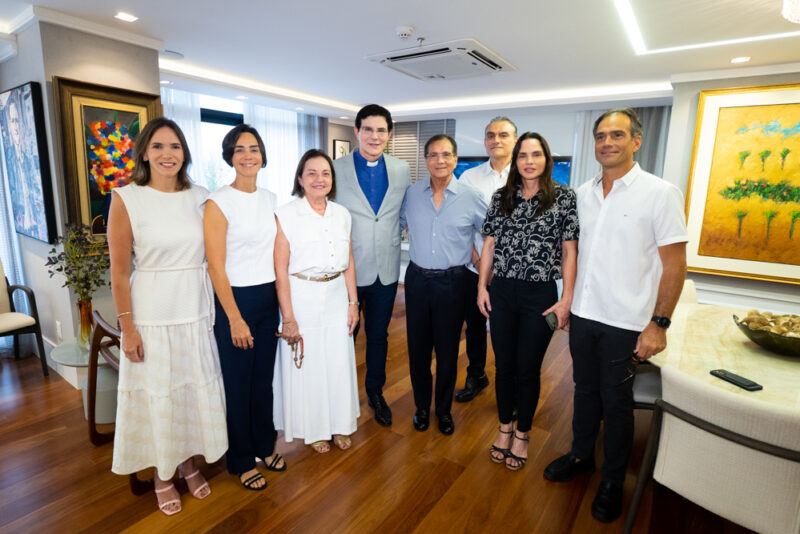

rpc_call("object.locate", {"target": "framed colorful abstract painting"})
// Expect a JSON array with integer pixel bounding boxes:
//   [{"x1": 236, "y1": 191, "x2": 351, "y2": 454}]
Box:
[
  {"x1": 54, "y1": 77, "x2": 161, "y2": 238},
  {"x1": 686, "y1": 84, "x2": 800, "y2": 285},
  {"x1": 0, "y1": 82, "x2": 57, "y2": 243}
]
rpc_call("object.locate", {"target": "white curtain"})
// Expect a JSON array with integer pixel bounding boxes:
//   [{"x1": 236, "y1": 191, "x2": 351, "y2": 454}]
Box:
[
  {"x1": 632, "y1": 105, "x2": 671, "y2": 178},
  {"x1": 160, "y1": 88, "x2": 210, "y2": 188},
  {"x1": 570, "y1": 109, "x2": 604, "y2": 189},
  {"x1": 297, "y1": 113, "x2": 328, "y2": 156},
  {"x1": 570, "y1": 106, "x2": 672, "y2": 189},
  {"x1": 245, "y1": 103, "x2": 298, "y2": 206}
]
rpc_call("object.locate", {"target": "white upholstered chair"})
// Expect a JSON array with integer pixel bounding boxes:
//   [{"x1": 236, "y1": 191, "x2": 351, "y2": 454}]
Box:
[
  {"x1": 0, "y1": 259, "x2": 48, "y2": 376},
  {"x1": 624, "y1": 365, "x2": 800, "y2": 534}
]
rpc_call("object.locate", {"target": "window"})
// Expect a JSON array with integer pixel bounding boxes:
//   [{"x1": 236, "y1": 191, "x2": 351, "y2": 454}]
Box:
[{"x1": 197, "y1": 106, "x2": 244, "y2": 192}]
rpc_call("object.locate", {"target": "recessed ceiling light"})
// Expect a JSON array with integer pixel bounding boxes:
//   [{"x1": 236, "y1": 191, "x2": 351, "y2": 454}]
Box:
[
  {"x1": 160, "y1": 80, "x2": 173, "y2": 85},
  {"x1": 730, "y1": 56, "x2": 751, "y2": 64},
  {"x1": 235, "y1": 95, "x2": 249, "y2": 100},
  {"x1": 339, "y1": 116, "x2": 349, "y2": 120},
  {"x1": 114, "y1": 12, "x2": 138, "y2": 22}
]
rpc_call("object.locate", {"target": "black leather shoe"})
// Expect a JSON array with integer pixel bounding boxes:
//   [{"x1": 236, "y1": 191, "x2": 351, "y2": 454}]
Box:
[
  {"x1": 413, "y1": 409, "x2": 429, "y2": 431},
  {"x1": 437, "y1": 414, "x2": 455, "y2": 435},
  {"x1": 454, "y1": 373, "x2": 490, "y2": 402},
  {"x1": 367, "y1": 394, "x2": 392, "y2": 426},
  {"x1": 543, "y1": 453, "x2": 596, "y2": 482},
  {"x1": 591, "y1": 480, "x2": 623, "y2": 523}
]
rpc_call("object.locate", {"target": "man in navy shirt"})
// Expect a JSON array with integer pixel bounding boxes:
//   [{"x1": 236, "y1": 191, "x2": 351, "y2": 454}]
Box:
[{"x1": 333, "y1": 105, "x2": 411, "y2": 426}]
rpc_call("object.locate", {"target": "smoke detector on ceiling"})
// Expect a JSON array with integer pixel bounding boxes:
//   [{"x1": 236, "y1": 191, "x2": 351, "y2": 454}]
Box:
[{"x1": 366, "y1": 38, "x2": 516, "y2": 81}]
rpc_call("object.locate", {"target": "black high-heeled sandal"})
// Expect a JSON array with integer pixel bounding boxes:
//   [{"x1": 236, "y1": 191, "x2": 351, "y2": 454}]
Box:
[
  {"x1": 490, "y1": 426, "x2": 514, "y2": 463},
  {"x1": 505, "y1": 431, "x2": 529, "y2": 471}
]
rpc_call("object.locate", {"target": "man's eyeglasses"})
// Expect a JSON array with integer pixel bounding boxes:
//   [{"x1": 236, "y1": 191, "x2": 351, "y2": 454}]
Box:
[
  {"x1": 425, "y1": 152, "x2": 455, "y2": 160},
  {"x1": 610, "y1": 353, "x2": 641, "y2": 386},
  {"x1": 359, "y1": 126, "x2": 389, "y2": 137}
]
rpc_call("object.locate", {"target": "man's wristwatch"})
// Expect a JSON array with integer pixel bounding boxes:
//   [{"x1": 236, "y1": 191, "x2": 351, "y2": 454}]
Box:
[{"x1": 651, "y1": 315, "x2": 671, "y2": 329}]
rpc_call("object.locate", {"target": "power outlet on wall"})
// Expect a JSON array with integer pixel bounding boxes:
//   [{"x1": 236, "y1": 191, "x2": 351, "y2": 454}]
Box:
[{"x1": 55, "y1": 320, "x2": 63, "y2": 342}]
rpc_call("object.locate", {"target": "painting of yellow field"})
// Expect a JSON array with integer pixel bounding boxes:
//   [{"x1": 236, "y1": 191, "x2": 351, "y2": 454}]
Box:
[{"x1": 697, "y1": 103, "x2": 800, "y2": 266}]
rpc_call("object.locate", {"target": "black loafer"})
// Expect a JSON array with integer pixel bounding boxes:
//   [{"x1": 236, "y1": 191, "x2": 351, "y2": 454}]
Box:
[
  {"x1": 413, "y1": 409, "x2": 429, "y2": 431},
  {"x1": 368, "y1": 394, "x2": 392, "y2": 426},
  {"x1": 437, "y1": 414, "x2": 455, "y2": 435},
  {"x1": 454, "y1": 373, "x2": 490, "y2": 402},
  {"x1": 591, "y1": 480, "x2": 623, "y2": 523},
  {"x1": 543, "y1": 453, "x2": 596, "y2": 482}
]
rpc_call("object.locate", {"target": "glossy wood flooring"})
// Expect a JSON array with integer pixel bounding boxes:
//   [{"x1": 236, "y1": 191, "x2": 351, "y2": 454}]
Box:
[{"x1": 0, "y1": 288, "x2": 752, "y2": 534}]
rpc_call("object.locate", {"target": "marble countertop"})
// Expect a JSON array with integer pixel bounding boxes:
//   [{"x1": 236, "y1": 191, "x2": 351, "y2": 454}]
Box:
[{"x1": 650, "y1": 303, "x2": 800, "y2": 409}]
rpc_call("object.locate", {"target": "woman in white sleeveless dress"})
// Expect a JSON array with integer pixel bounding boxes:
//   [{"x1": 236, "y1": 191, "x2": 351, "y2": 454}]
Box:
[
  {"x1": 273, "y1": 149, "x2": 360, "y2": 454},
  {"x1": 108, "y1": 118, "x2": 227, "y2": 516}
]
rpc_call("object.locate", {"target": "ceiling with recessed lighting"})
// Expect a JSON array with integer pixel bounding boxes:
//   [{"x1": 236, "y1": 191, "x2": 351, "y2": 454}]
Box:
[{"x1": 1, "y1": 0, "x2": 799, "y2": 118}]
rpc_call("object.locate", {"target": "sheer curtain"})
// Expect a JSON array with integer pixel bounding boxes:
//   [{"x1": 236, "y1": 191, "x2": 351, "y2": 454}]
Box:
[
  {"x1": 570, "y1": 109, "x2": 604, "y2": 189},
  {"x1": 160, "y1": 87, "x2": 208, "y2": 187},
  {"x1": 297, "y1": 114, "x2": 328, "y2": 155},
  {"x1": 245, "y1": 103, "x2": 298, "y2": 206},
  {"x1": 570, "y1": 106, "x2": 672, "y2": 188}
]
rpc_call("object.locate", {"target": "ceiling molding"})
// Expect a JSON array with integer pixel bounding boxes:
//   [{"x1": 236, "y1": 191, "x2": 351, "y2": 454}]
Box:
[
  {"x1": 0, "y1": 32, "x2": 17, "y2": 63},
  {"x1": 7, "y1": 5, "x2": 163, "y2": 50},
  {"x1": 387, "y1": 82, "x2": 674, "y2": 117},
  {"x1": 159, "y1": 59, "x2": 360, "y2": 115},
  {"x1": 671, "y1": 61, "x2": 800, "y2": 84}
]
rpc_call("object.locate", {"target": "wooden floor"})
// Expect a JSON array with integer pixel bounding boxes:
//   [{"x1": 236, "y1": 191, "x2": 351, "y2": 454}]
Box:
[{"x1": 0, "y1": 288, "x2": 752, "y2": 534}]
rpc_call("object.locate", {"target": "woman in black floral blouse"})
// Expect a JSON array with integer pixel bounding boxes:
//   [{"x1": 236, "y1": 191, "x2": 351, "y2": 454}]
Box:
[{"x1": 477, "y1": 132, "x2": 578, "y2": 471}]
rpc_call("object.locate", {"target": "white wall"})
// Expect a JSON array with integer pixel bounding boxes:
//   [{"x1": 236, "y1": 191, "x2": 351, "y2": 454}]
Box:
[{"x1": 663, "y1": 71, "x2": 800, "y2": 313}]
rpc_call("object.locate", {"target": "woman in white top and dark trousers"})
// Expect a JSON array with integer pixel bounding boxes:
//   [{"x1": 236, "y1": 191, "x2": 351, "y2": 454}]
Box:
[{"x1": 204, "y1": 124, "x2": 285, "y2": 491}]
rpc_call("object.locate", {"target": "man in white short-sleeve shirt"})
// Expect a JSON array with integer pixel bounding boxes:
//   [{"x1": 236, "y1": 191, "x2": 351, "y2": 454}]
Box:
[
  {"x1": 454, "y1": 116, "x2": 517, "y2": 403},
  {"x1": 544, "y1": 108, "x2": 688, "y2": 524}
]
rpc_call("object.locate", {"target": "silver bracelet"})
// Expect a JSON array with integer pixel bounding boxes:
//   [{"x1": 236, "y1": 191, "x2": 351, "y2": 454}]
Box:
[{"x1": 348, "y1": 301, "x2": 359, "y2": 306}]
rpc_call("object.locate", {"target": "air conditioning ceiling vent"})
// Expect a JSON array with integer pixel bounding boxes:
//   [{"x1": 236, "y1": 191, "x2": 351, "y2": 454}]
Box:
[{"x1": 366, "y1": 38, "x2": 516, "y2": 81}]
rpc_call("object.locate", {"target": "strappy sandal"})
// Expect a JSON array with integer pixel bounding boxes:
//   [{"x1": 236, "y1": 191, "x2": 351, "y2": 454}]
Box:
[
  {"x1": 155, "y1": 484, "x2": 182, "y2": 516},
  {"x1": 263, "y1": 453, "x2": 287, "y2": 472},
  {"x1": 240, "y1": 471, "x2": 267, "y2": 491},
  {"x1": 311, "y1": 440, "x2": 330, "y2": 453},
  {"x1": 505, "y1": 431, "x2": 529, "y2": 471},
  {"x1": 490, "y1": 426, "x2": 513, "y2": 463},
  {"x1": 183, "y1": 469, "x2": 211, "y2": 499},
  {"x1": 333, "y1": 435, "x2": 352, "y2": 450}
]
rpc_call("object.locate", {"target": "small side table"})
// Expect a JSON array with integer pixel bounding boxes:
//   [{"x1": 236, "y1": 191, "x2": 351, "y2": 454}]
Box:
[{"x1": 50, "y1": 342, "x2": 118, "y2": 424}]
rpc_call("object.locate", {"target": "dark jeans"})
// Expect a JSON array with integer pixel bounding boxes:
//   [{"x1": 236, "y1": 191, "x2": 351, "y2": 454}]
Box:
[
  {"x1": 463, "y1": 269, "x2": 487, "y2": 378},
  {"x1": 214, "y1": 283, "x2": 279, "y2": 475},
  {"x1": 489, "y1": 276, "x2": 557, "y2": 433},
  {"x1": 569, "y1": 313, "x2": 640, "y2": 484},
  {"x1": 354, "y1": 278, "x2": 399, "y2": 398},
  {"x1": 404, "y1": 263, "x2": 467, "y2": 417}
]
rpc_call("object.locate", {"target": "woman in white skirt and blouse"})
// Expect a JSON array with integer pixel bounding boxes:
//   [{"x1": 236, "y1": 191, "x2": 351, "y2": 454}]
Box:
[
  {"x1": 273, "y1": 149, "x2": 360, "y2": 454},
  {"x1": 108, "y1": 118, "x2": 227, "y2": 516}
]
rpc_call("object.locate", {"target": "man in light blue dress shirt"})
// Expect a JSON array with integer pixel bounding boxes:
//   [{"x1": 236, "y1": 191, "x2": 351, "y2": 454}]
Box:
[{"x1": 400, "y1": 134, "x2": 487, "y2": 435}]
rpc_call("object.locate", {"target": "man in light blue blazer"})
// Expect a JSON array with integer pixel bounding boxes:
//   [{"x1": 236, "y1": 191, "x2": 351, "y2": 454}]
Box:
[{"x1": 333, "y1": 104, "x2": 411, "y2": 427}]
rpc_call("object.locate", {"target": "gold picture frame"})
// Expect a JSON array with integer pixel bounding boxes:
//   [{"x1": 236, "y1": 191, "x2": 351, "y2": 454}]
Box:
[
  {"x1": 54, "y1": 77, "x2": 161, "y2": 239},
  {"x1": 685, "y1": 83, "x2": 800, "y2": 285}
]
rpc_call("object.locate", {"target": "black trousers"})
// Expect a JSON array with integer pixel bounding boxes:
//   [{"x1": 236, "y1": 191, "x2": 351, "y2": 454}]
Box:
[
  {"x1": 489, "y1": 277, "x2": 556, "y2": 432},
  {"x1": 569, "y1": 313, "x2": 640, "y2": 484},
  {"x1": 214, "y1": 283, "x2": 279, "y2": 475},
  {"x1": 463, "y1": 269, "x2": 487, "y2": 378},
  {"x1": 404, "y1": 263, "x2": 467, "y2": 417}
]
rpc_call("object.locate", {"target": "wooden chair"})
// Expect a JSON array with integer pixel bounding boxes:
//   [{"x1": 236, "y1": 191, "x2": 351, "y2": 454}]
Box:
[
  {"x1": 0, "y1": 259, "x2": 48, "y2": 377},
  {"x1": 87, "y1": 310, "x2": 153, "y2": 495}
]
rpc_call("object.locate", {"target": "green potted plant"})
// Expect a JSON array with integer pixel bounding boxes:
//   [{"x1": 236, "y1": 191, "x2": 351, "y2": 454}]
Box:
[{"x1": 45, "y1": 224, "x2": 110, "y2": 344}]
